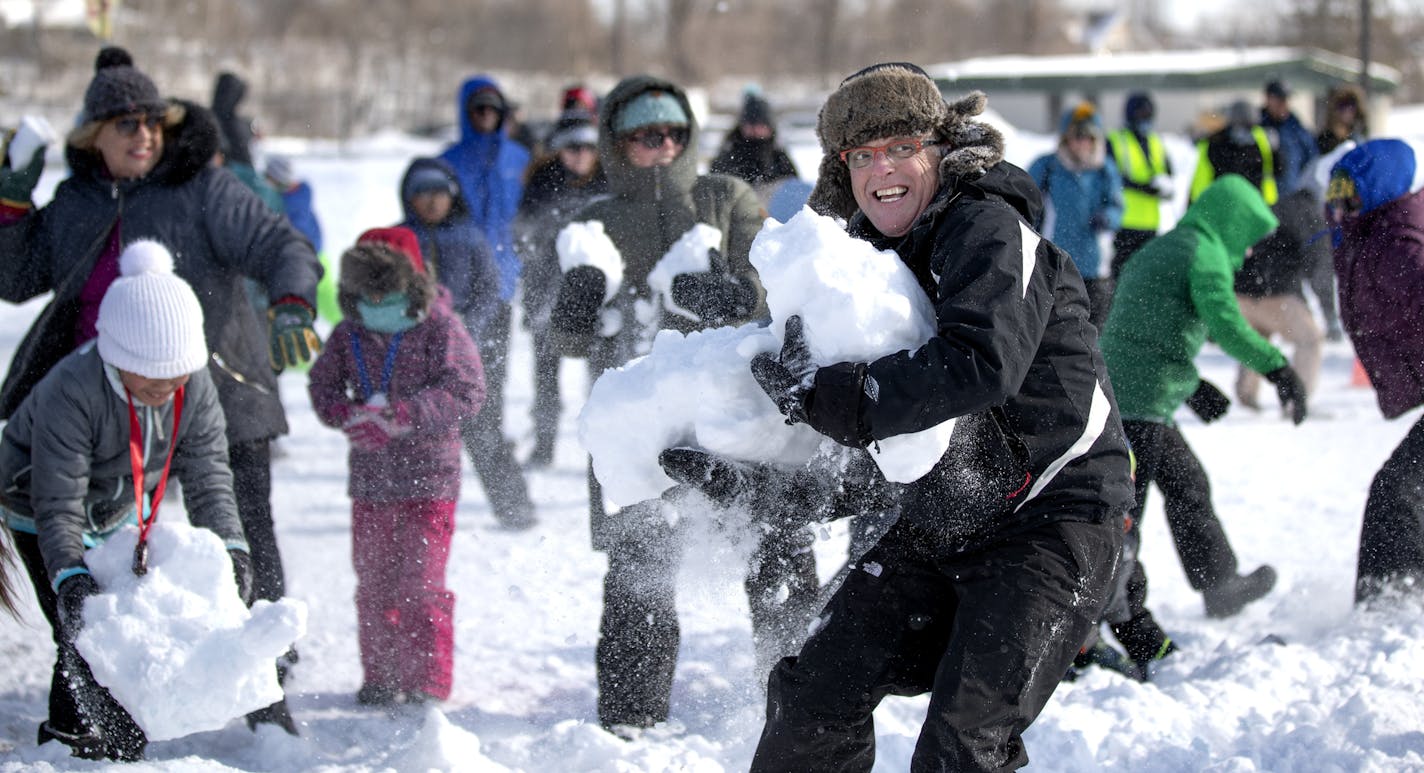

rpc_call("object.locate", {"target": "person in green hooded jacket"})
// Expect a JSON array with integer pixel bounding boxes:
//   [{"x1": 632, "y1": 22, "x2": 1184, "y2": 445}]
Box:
[{"x1": 1097, "y1": 174, "x2": 1309, "y2": 673}]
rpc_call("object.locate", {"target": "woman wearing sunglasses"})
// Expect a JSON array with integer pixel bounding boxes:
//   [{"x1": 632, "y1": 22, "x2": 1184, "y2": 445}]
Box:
[
  {"x1": 0, "y1": 46, "x2": 320, "y2": 749},
  {"x1": 548, "y1": 75, "x2": 822, "y2": 736}
]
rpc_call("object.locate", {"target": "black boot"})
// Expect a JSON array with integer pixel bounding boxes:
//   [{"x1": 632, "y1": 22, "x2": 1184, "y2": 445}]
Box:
[
  {"x1": 37, "y1": 721, "x2": 107, "y2": 761},
  {"x1": 246, "y1": 698, "x2": 299, "y2": 735},
  {"x1": 1203, "y1": 565, "x2": 1277, "y2": 618}
]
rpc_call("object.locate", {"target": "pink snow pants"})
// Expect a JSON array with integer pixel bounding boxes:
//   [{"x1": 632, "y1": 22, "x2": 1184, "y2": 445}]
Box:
[{"x1": 352, "y1": 498, "x2": 456, "y2": 700}]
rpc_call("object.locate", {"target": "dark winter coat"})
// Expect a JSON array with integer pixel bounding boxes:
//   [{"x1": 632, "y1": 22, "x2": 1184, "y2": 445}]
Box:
[
  {"x1": 1101, "y1": 175, "x2": 1286, "y2": 423},
  {"x1": 1235, "y1": 188, "x2": 1329, "y2": 299},
  {"x1": 0, "y1": 345, "x2": 246, "y2": 588},
  {"x1": 1333, "y1": 178, "x2": 1424, "y2": 419},
  {"x1": 824, "y1": 161, "x2": 1134, "y2": 552},
  {"x1": 560, "y1": 74, "x2": 767, "y2": 372},
  {"x1": 399, "y1": 157, "x2": 502, "y2": 340},
  {"x1": 438, "y1": 75, "x2": 531, "y2": 302},
  {"x1": 0, "y1": 99, "x2": 321, "y2": 444},
  {"x1": 710, "y1": 132, "x2": 799, "y2": 190},
  {"x1": 308, "y1": 291, "x2": 486, "y2": 502},
  {"x1": 516, "y1": 155, "x2": 609, "y2": 330},
  {"x1": 211, "y1": 72, "x2": 256, "y2": 167}
]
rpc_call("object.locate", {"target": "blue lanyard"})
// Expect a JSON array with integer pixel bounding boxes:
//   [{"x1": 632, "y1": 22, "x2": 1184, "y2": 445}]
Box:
[{"x1": 349, "y1": 328, "x2": 405, "y2": 401}]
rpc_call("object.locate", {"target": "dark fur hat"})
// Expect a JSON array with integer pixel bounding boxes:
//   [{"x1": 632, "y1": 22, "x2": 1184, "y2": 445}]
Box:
[
  {"x1": 808, "y1": 63, "x2": 1005, "y2": 220},
  {"x1": 338, "y1": 229, "x2": 436, "y2": 324}
]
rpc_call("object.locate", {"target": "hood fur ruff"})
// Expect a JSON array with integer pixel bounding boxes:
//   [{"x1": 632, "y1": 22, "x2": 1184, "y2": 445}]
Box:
[{"x1": 809, "y1": 64, "x2": 1005, "y2": 221}]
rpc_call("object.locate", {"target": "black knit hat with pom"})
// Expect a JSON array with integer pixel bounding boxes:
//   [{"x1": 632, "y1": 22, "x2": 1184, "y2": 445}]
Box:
[{"x1": 82, "y1": 46, "x2": 167, "y2": 124}]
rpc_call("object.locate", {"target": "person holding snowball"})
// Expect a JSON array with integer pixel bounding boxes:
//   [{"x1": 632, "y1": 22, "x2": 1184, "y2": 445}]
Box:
[
  {"x1": 548, "y1": 74, "x2": 822, "y2": 736},
  {"x1": 307, "y1": 227, "x2": 485, "y2": 708},
  {"x1": 0, "y1": 240, "x2": 251, "y2": 762},
  {"x1": 746, "y1": 63, "x2": 1134, "y2": 771}
]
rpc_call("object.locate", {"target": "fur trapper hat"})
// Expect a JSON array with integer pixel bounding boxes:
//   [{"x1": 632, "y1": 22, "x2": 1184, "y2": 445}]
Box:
[
  {"x1": 338, "y1": 226, "x2": 436, "y2": 323},
  {"x1": 808, "y1": 62, "x2": 1005, "y2": 220}
]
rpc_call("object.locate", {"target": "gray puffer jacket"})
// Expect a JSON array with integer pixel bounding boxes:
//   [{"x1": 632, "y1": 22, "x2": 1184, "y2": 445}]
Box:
[{"x1": 0, "y1": 345, "x2": 246, "y2": 588}]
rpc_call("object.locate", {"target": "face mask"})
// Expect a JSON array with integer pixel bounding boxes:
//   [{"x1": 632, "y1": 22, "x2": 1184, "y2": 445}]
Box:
[{"x1": 357, "y1": 292, "x2": 419, "y2": 333}]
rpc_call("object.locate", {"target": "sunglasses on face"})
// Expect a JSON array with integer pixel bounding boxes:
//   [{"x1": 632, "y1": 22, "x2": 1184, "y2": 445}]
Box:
[
  {"x1": 112, "y1": 113, "x2": 163, "y2": 137},
  {"x1": 625, "y1": 126, "x2": 689, "y2": 150},
  {"x1": 838, "y1": 137, "x2": 939, "y2": 169},
  {"x1": 562, "y1": 143, "x2": 597, "y2": 154}
]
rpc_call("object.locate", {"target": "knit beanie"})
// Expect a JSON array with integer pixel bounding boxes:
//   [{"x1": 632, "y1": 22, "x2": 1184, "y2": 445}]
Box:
[
  {"x1": 264, "y1": 156, "x2": 295, "y2": 189},
  {"x1": 613, "y1": 90, "x2": 688, "y2": 134},
  {"x1": 809, "y1": 62, "x2": 1004, "y2": 220},
  {"x1": 82, "y1": 46, "x2": 167, "y2": 124},
  {"x1": 1059, "y1": 102, "x2": 1103, "y2": 138},
  {"x1": 403, "y1": 165, "x2": 457, "y2": 197},
  {"x1": 548, "y1": 112, "x2": 599, "y2": 151},
  {"x1": 740, "y1": 91, "x2": 773, "y2": 126},
  {"x1": 97, "y1": 240, "x2": 208, "y2": 379}
]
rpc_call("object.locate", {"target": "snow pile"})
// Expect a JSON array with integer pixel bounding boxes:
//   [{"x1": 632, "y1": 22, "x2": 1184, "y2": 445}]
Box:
[
  {"x1": 578, "y1": 207, "x2": 952, "y2": 506},
  {"x1": 74, "y1": 521, "x2": 307, "y2": 741},
  {"x1": 385, "y1": 708, "x2": 508, "y2": 772}
]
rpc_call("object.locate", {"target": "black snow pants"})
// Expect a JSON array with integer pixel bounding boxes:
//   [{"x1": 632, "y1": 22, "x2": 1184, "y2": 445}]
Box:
[
  {"x1": 1357, "y1": 412, "x2": 1424, "y2": 602},
  {"x1": 750, "y1": 517, "x2": 1118, "y2": 773},
  {"x1": 14, "y1": 531, "x2": 147, "y2": 760},
  {"x1": 1109, "y1": 420, "x2": 1240, "y2": 658},
  {"x1": 593, "y1": 492, "x2": 820, "y2": 730},
  {"x1": 459, "y1": 305, "x2": 535, "y2": 528}
]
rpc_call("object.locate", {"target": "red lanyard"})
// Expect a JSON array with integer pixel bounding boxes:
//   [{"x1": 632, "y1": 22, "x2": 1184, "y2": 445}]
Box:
[{"x1": 127, "y1": 385, "x2": 184, "y2": 576}]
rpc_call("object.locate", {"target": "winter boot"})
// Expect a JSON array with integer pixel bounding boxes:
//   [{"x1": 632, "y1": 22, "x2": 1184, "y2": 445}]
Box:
[
  {"x1": 1064, "y1": 640, "x2": 1137, "y2": 681},
  {"x1": 246, "y1": 699, "x2": 299, "y2": 736},
  {"x1": 1203, "y1": 565, "x2": 1277, "y2": 618},
  {"x1": 37, "y1": 721, "x2": 107, "y2": 761},
  {"x1": 356, "y1": 684, "x2": 399, "y2": 707}
]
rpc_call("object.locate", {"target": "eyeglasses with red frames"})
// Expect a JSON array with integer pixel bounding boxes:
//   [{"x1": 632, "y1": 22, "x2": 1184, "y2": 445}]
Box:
[
  {"x1": 839, "y1": 137, "x2": 939, "y2": 169},
  {"x1": 624, "y1": 126, "x2": 689, "y2": 150},
  {"x1": 112, "y1": 113, "x2": 163, "y2": 138}
]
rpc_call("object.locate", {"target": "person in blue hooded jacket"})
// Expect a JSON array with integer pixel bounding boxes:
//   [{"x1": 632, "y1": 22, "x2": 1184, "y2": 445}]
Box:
[
  {"x1": 438, "y1": 76, "x2": 536, "y2": 530},
  {"x1": 1029, "y1": 102, "x2": 1124, "y2": 330}
]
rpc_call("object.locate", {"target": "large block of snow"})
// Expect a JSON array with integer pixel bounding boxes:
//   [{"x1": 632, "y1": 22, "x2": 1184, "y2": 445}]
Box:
[
  {"x1": 75, "y1": 521, "x2": 306, "y2": 742},
  {"x1": 579, "y1": 207, "x2": 955, "y2": 506}
]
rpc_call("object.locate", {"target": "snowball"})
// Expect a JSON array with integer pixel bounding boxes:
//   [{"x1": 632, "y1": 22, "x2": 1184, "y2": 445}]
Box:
[
  {"x1": 556, "y1": 221, "x2": 623, "y2": 303},
  {"x1": 646, "y1": 223, "x2": 720, "y2": 320}
]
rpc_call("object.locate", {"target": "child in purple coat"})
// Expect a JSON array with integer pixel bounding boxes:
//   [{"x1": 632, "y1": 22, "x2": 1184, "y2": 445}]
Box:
[{"x1": 307, "y1": 226, "x2": 485, "y2": 706}]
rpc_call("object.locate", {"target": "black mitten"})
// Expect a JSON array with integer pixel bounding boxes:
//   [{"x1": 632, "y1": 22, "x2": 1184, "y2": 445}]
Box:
[
  {"x1": 1265, "y1": 365, "x2": 1308, "y2": 425},
  {"x1": 670, "y1": 272, "x2": 755, "y2": 324},
  {"x1": 1185, "y1": 379, "x2": 1230, "y2": 423},
  {"x1": 56, "y1": 573, "x2": 101, "y2": 643},
  {"x1": 229, "y1": 549, "x2": 255, "y2": 606},
  {"x1": 550, "y1": 265, "x2": 607, "y2": 338}
]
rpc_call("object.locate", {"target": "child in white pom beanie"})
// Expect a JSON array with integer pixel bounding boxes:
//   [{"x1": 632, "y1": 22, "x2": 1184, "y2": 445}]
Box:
[{"x1": 0, "y1": 239, "x2": 251, "y2": 762}]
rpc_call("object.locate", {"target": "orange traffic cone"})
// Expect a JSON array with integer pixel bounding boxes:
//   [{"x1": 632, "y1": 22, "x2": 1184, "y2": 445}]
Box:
[{"x1": 1351, "y1": 357, "x2": 1372, "y2": 388}]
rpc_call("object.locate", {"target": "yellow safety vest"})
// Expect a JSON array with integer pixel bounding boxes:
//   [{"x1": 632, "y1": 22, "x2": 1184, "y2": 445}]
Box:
[
  {"x1": 1108, "y1": 129, "x2": 1169, "y2": 231},
  {"x1": 1190, "y1": 126, "x2": 1278, "y2": 205}
]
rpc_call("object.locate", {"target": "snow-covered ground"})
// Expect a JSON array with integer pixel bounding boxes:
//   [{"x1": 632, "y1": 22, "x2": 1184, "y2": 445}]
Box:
[{"x1": 1, "y1": 124, "x2": 1422, "y2": 772}]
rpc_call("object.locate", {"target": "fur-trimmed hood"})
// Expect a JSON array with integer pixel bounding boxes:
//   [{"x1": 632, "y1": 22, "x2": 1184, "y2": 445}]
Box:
[
  {"x1": 808, "y1": 63, "x2": 1004, "y2": 221},
  {"x1": 338, "y1": 240, "x2": 437, "y2": 323}
]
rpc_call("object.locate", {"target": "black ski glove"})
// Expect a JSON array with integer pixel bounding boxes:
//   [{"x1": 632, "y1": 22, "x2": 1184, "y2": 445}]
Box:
[
  {"x1": 229, "y1": 549, "x2": 255, "y2": 606},
  {"x1": 1265, "y1": 365, "x2": 1308, "y2": 425},
  {"x1": 671, "y1": 272, "x2": 755, "y2": 325},
  {"x1": 550, "y1": 265, "x2": 607, "y2": 339},
  {"x1": 56, "y1": 573, "x2": 101, "y2": 643},
  {"x1": 751, "y1": 315, "x2": 816, "y2": 426},
  {"x1": 1185, "y1": 379, "x2": 1230, "y2": 423},
  {"x1": 659, "y1": 447, "x2": 752, "y2": 507}
]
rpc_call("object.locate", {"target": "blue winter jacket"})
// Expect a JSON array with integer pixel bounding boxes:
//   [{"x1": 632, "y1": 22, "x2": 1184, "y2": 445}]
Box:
[
  {"x1": 438, "y1": 75, "x2": 530, "y2": 302},
  {"x1": 1260, "y1": 109, "x2": 1319, "y2": 195},
  {"x1": 400, "y1": 157, "x2": 501, "y2": 341},
  {"x1": 1028, "y1": 152, "x2": 1124, "y2": 280},
  {"x1": 280, "y1": 181, "x2": 323, "y2": 254}
]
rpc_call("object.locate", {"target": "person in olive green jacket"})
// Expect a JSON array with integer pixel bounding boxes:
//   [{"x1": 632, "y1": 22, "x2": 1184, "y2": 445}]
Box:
[{"x1": 1097, "y1": 174, "x2": 1309, "y2": 672}]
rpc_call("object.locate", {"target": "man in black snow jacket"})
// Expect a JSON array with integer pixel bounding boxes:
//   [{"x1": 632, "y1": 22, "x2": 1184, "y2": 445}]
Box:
[{"x1": 747, "y1": 63, "x2": 1134, "y2": 772}]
